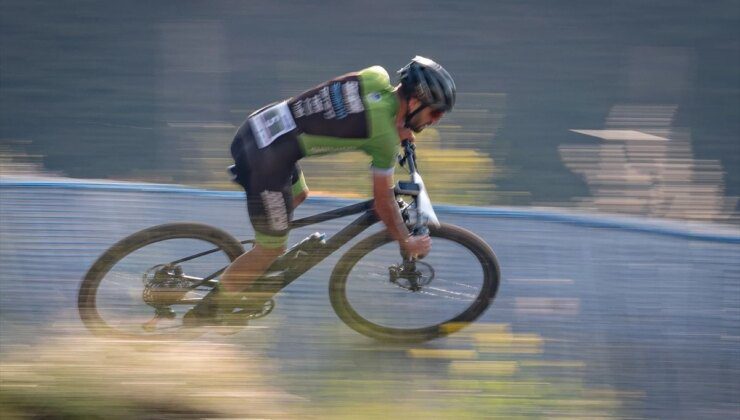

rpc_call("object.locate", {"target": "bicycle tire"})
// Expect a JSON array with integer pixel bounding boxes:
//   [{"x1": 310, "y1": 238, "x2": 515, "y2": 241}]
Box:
[
  {"x1": 78, "y1": 222, "x2": 245, "y2": 339},
  {"x1": 329, "y1": 223, "x2": 500, "y2": 343}
]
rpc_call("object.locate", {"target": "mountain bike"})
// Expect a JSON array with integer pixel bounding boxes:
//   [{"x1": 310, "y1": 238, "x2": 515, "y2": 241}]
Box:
[{"x1": 78, "y1": 141, "x2": 500, "y2": 343}]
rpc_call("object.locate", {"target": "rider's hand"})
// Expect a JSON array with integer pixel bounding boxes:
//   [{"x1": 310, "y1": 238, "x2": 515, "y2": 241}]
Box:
[
  {"x1": 401, "y1": 234, "x2": 431, "y2": 259},
  {"x1": 397, "y1": 127, "x2": 416, "y2": 144}
]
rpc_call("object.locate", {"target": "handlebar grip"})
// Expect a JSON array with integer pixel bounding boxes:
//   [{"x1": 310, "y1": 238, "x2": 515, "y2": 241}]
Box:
[{"x1": 412, "y1": 226, "x2": 429, "y2": 236}]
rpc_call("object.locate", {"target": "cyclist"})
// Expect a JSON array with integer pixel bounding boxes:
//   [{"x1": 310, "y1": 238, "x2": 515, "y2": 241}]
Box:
[{"x1": 189, "y1": 56, "x2": 456, "y2": 324}]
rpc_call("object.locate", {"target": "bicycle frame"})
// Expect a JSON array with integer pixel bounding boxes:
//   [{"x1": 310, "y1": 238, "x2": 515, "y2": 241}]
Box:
[
  {"x1": 251, "y1": 198, "x2": 382, "y2": 293},
  {"x1": 182, "y1": 139, "x2": 426, "y2": 298}
]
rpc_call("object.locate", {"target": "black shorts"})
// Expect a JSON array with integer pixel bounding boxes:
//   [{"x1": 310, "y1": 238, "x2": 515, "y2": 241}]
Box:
[{"x1": 230, "y1": 121, "x2": 306, "y2": 248}]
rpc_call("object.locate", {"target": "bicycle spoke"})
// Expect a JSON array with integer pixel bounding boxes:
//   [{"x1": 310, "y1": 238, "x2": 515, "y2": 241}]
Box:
[
  {"x1": 86, "y1": 235, "x2": 234, "y2": 338},
  {"x1": 419, "y1": 287, "x2": 478, "y2": 301},
  {"x1": 341, "y1": 236, "x2": 486, "y2": 329}
]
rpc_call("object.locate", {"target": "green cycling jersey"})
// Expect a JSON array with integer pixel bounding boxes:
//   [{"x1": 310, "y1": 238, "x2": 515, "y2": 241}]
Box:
[{"x1": 287, "y1": 66, "x2": 401, "y2": 171}]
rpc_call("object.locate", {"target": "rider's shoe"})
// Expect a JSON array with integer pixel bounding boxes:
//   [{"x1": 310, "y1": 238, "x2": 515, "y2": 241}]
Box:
[
  {"x1": 183, "y1": 290, "x2": 268, "y2": 328},
  {"x1": 183, "y1": 293, "x2": 222, "y2": 328}
]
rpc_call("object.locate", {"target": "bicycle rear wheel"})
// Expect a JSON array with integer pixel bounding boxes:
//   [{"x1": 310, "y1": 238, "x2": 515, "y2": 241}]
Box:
[
  {"x1": 78, "y1": 223, "x2": 245, "y2": 339},
  {"x1": 329, "y1": 223, "x2": 500, "y2": 343}
]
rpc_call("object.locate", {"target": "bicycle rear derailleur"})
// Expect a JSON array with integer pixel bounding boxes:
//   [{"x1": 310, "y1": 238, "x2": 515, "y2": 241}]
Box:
[{"x1": 142, "y1": 264, "x2": 197, "y2": 307}]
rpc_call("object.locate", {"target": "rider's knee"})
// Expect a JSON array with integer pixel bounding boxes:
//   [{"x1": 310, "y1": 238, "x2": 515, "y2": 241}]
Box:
[
  {"x1": 253, "y1": 242, "x2": 286, "y2": 259},
  {"x1": 291, "y1": 173, "x2": 309, "y2": 208},
  {"x1": 252, "y1": 235, "x2": 287, "y2": 263},
  {"x1": 293, "y1": 190, "x2": 309, "y2": 208},
  {"x1": 254, "y1": 231, "x2": 288, "y2": 252}
]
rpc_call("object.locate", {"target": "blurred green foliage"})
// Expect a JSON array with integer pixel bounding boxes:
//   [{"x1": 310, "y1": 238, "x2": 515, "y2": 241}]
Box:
[{"x1": 1, "y1": 324, "x2": 628, "y2": 418}]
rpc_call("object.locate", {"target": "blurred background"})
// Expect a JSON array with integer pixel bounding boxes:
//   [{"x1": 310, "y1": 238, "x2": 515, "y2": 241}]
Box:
[
  {"x1": 1, "y1": 0, "x2": 738, "y2": 220},
  {"x1": 1, "y1": 0, "x2": 739, "y2": 418}
]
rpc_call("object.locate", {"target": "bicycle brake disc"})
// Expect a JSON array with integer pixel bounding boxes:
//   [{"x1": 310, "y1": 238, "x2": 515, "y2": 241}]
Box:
[{"x1": 388, "y1": 261, "x2": 435, "y2": 291}]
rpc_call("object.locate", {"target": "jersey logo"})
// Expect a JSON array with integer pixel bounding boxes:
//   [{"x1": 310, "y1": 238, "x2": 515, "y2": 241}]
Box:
[
  {"x1": 366, "y1": 92, "x2": 382, "y2": 103},
  {"x1": 288, "y1": 74, "x2": 369, "y2": 138},
  {"x1": 330, "y1": 82, "x2": 348, "y2": 119},
  {"x1": 290, "y1": 80, "x2": 364, "y2": 120}
]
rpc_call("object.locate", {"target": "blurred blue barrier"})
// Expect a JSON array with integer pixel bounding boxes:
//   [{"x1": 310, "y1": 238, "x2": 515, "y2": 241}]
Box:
[{"x1": 3, "y1": 179, "x2": 739, "y2": 243}]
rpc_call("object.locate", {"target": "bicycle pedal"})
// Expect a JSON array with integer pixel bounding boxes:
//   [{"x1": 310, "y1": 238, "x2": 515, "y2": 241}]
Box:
[{"x1": 234, "y1": 298, "x2": 275, "y2": 320}]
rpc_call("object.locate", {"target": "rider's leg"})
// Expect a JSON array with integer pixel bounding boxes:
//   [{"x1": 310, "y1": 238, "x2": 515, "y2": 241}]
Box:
[
  {"x1": 220, "y1": 198, "x2": 306, "y2": 293},
  {"x1": 189, "y1": 124, "x2": 304, "y2": 322},
  {"x1": 221, "y1": 167, "x2": 308, "y2": 293},
  {"x1": 292, "y1": 189, "x2": 308, "y2": 208},
  {"x1": 200, "y1": 230, "x2": 287, "y2": 319},
  {"x1": 219, "y1": 243, "x2": 286, "y2": 292},
  {"x1": 291, "y1": 165, "x2": 309, "y2": 208}
]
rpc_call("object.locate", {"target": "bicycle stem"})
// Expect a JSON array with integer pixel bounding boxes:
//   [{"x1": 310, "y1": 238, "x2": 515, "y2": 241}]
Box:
[{"x1": 401, "y1": 139, "x2": 417, "y2": 173}]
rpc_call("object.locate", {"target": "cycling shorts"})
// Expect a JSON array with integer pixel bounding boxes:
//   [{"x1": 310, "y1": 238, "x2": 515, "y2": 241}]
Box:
[{"x1": 230, "y1": 120, "x2": 307, "y2": 248}]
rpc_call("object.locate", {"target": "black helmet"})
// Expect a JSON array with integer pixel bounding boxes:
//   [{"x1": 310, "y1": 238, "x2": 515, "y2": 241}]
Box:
[{"x1": 398, "y1": 56, "x2": 456, "y2": 112}]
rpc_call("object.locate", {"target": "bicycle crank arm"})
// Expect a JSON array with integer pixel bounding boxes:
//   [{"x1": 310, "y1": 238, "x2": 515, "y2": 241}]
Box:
[{"x1": 141, "y1": 308, "x2": 176, "y2": 332}]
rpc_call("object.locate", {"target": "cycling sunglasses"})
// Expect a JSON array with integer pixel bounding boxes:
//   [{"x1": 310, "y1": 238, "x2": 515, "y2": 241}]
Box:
[{"x1": 429, "y1": 108, "x2": 445, "y2": 119}]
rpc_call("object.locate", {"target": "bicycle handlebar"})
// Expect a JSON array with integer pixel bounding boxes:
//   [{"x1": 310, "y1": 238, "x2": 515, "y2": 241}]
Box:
[{"x1": 399, "y1": 139, "x2": 417, "y2": 173}]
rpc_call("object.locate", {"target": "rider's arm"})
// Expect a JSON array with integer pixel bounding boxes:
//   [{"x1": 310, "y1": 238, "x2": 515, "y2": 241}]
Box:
[
  {"x1": 372, "y1": 169, "x2": 410, "y2": 243},
  {"x1": 372, "y1": 170, "x2": 431, "y2": 255}
]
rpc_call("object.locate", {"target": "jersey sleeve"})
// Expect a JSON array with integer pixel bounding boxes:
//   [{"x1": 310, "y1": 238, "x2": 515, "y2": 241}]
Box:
[
  {"x1": 365, "y1": 131, "x2": 398, "y2": 171},
  {"x1": 356, "y1": 66, "x2": 399, "y2": 171}
]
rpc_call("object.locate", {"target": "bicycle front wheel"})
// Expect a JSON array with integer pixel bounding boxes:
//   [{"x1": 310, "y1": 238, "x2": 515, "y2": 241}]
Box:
[
  {"x1": 78, "y1": 223, "x2": 245, "y2": 339},
  {"x1": 329, "y1": 223, "x2": 500, "y2": 343}
]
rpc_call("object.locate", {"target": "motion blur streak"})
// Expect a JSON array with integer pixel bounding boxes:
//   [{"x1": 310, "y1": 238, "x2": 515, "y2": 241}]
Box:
[
  {"x1": 1, "y1": 1, "x2": 738, "y2": 221},
  {"x1": 2, "y1": 0, "x2": 739, "y2": 418},
  {"x1": 1, "y1": 183, "x2": 738, "y2": 418}
]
